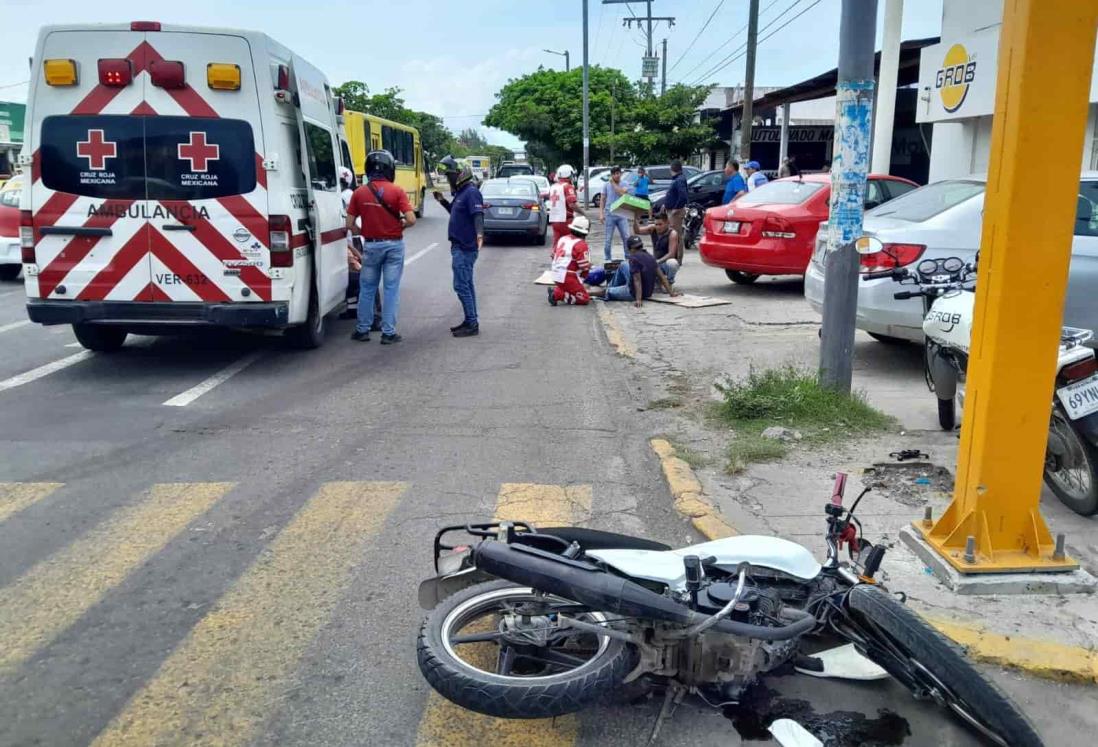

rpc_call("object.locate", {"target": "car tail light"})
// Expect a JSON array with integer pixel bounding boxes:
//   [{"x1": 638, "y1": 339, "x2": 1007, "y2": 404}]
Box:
[
  {"x1": 1061, "y1": 357, "x2": 1098, "y2": 383},
  {"x1": 859, "y1": 243, "x2": 926, "y2": 272},
  {"x1": 761, "y1": 215, "x2": 795, "y2": 239},
  {"x1": 20, "y1": 210, "x2": 35, "y2": 263},
  {"x1": 268, "y1": 215, "x2": 293, "y2": 267},
  {"x1": 130, "y1": 21, "x2": 162, "y2": 31},
  {"x1": 523, "y1": 202, "x2": 539, "y2": 211},
  {"x1": 275, "y1": 64, "x2": 290, "y2": 90},
  {"x1": 97, "y1": 59, "x2": 133, "y2": 88},
  {"x1": 150, "y1": 60, "x2": 185, "y2": 89}
]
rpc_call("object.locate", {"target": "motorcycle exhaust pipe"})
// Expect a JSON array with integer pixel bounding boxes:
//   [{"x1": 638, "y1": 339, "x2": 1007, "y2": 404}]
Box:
[{"x1": 474, "y1": 542, "x2": 815, "y2": 641}]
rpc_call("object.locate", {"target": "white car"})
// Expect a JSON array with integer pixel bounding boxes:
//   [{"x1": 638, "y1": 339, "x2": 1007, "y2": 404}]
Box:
[
  {"x1": 804, "y1": 173, "x2": 1098, "y2": 343},
  {"x1": 511, "y1": 174, "x2": 551, "y2": 202}
]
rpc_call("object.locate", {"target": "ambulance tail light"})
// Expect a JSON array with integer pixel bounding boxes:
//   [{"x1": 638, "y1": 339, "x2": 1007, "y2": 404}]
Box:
[
  {"x1": 43, "y1": 59, "x2": 78, "y2": 87},
  {"x1": 268, "y1": 215, "x2": 293, "y2": 267},
  {"x1": 150, "y1": 60, "x2": 185, "y2": 89},
  {"x1": 335, "y1": 97, "x2": 345, "y2": 115},
  {"x1": 275, "y1": 64, "x2": 289, "y2": 91},
  {"x1": 130, "y1": 21, "x2": 162, "y2": 31},
  {"x1": 207, "y1": 63, "x2": 240, "y2": 91},
  {"x1": 20, "y1": 210, "x2": 35, "y2": 263},
  {"x1": 98, "y1": 59, "x2": 134, "y2": 88}
]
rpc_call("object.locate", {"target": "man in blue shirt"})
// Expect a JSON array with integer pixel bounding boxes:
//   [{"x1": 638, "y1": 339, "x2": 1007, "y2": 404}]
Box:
[
  {"x1": 433, "y1": 156, "x2": 484, "y2": 337},
  {"x1": 664, "y1": 159, "x2": 689, "y2": 241},
  {"x1": 722, "y1": 160, "x2": 747, "y2": 204}
]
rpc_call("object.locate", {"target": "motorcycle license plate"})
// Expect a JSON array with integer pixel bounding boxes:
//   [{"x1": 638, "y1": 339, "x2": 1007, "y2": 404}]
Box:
[
  {"x1": 1056, "y1": 373, "x2": 1098, "y2": 420},
  {"x1": 722, "y1": 221, "x2": 740, "y2": 233}
]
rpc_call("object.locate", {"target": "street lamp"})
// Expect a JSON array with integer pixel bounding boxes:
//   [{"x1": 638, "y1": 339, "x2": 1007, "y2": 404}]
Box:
[{"x1": 543, "y1": 48, "x2": 570, "y2": 72}]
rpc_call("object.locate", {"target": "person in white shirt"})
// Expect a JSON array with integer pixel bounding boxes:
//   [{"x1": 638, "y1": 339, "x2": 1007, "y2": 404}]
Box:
[{"x1": 744, "y1": 161, "x2": 769, "y2": 191}]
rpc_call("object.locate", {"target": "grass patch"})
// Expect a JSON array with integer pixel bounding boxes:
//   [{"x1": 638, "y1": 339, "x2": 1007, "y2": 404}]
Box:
[
  {"x1": 647, "y1": 397, "x2": 684, "y2": 410},
  {"x1": 715, "y1": 366, "x2": 894, "y2": 473}
]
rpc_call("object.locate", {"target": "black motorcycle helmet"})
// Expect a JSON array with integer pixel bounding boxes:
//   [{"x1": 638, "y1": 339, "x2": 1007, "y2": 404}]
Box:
[
  {"x1": 366, "y1": 150, "x2": 396, "y2": 182},
  {"x1": 438, "y1": 154, "x2": 473, "y2": 191}
]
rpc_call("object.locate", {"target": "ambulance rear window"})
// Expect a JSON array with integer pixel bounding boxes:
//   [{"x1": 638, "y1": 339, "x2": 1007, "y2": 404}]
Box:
[{"x1": 40, "y1": 115, "x2": 257, "y2": 201}]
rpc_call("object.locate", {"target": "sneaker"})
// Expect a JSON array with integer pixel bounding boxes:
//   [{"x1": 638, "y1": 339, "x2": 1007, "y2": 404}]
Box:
[
  {"x1": 452, "y1": 325, "x2": 479, "y2": 338},
  {"x1": 450, "y1": 321, "x2": 470, "y2": 332},
  {"x1": 380, "y1": 333, "x2": 402, "y2": 345},
  {"x1": 547, "y1": 287, "x2": 558, "y2": 306},
  {"x1": 350, "y1": 330, "x2": 371, "y2": 342},
  {"x1": 370, "y1": 321, "x2": 383, "y2": 332}
]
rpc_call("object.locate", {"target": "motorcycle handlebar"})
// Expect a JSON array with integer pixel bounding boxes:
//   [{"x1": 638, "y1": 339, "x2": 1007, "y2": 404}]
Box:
[
  {"x1": 893, "y1": 291, "x2": 922, "y2": 300},
  {"x1": 862, "y1": 268, "x2": 904, "y2": 281}
]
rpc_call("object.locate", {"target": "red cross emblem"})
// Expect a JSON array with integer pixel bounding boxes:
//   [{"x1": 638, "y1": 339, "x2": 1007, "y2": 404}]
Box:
[
  {"x1": 177, "y1": 131, "x2": 220, "y2": 173},
  {"x1": 76, "y1": 129, "x2": 117, "y2": 171}
]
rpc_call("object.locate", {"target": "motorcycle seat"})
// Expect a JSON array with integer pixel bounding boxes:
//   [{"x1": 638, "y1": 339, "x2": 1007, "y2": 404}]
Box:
[{"x1": 537, "y1": 526, "x2": 672, "y2": 552}]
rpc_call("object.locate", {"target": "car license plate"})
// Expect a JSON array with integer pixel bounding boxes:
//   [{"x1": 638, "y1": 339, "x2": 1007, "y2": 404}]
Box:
[
  {"x1": 496, "y1": 207, "x2": 515, "y2": 216},
  {"x1": 722, "y1": 221, "x2": 740, "y2": 233},
  {"x1": 1057, "y1": 373, "x2": 1098, "y2": 420}
]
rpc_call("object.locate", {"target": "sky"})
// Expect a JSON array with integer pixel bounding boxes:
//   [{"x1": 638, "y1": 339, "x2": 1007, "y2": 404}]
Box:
[{"x1": 0, "y1": 0, "x2": 945, "y2": 151}]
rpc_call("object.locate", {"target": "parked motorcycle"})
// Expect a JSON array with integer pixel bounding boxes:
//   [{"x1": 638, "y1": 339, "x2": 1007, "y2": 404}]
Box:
[
  {"x1": 860, "y1": 237, "x2": 1098, "y2": 516},
  {"x1": 682, "y1": 202, "x2": 704, "y2": 251},
  {"x1": 416, "y1": 475, "x2": 1041, "y2": 746}
]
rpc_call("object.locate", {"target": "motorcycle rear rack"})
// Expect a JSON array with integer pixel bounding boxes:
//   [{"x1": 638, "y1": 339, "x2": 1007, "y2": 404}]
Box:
[{"x1": 432, "y1": 521, "x2": 535, "y2": 572}]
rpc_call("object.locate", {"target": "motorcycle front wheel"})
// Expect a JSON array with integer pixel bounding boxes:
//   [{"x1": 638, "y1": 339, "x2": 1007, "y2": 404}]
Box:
[
  {"x1": 417, "y1": 580, "x2": 634, "y2": 719},
  {"x1": 846, "y1": 585, "x2": 1043, "y2": 747},
  {"x1": 1043, "y1": 408, "x2": 1098, "y2": 515}
]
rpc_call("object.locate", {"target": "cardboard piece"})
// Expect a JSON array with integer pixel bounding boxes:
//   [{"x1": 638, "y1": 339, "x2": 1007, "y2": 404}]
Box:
[
  {"x1": 534, "y1": 270, "x2": 555, "y2": 286},
  {"x1": 610, "y1": 194, "x2": 651, "y2": 215},
  {"x1": 647, "y1": 293, "x2": 732, "y2": 308}
]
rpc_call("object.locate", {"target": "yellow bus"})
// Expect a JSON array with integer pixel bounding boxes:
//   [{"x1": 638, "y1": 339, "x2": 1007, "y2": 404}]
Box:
[{"x1": 343, "y1": 110, "x2": 428, "y2": 216}]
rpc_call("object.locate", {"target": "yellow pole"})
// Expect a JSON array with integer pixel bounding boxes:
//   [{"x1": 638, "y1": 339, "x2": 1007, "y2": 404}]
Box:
[{"x1": 917, "y1": 0, "x2": 1098, "y2": 572}]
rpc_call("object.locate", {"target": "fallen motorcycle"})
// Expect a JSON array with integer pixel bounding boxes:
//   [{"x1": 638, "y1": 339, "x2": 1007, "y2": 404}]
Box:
[
  {"x1": 861, "y1": 237, "x2": 1098, "y2": 516},
  {"x1": 416, "y1": 475, "x2": 1042, "y2": 746}
]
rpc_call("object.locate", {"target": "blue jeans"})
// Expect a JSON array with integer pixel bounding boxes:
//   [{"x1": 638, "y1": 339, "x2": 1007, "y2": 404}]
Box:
[
  {"x1": 605, "y1": 260, "x2": 634, "y2": 302},
  {"x1": 451, "y1": 246, "x2": 478, "y2": 326},
  {"x1": 603, "y1": 213, "x2": 631, "y2": 261},
  {"x1": 356, "y1": 239, "x2": 404, "y2": 335}
]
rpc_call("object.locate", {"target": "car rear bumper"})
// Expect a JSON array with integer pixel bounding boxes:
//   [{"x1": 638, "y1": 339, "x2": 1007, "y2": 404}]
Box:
[
  {"x1": 699, "y1": 235, "x2": 809, "y2": 275},
  {"x1": 26, "y1": 300, "x2": 291, "y2": 328},
  {"x1": 803, "y1": 260, "x2": 924, "y2": 341},
  {"x1": 0, "y1": 239, "x2": 20, "y2": 265},
  {"x1": 484, "y1": 217, "x2": 543, "y2": 234}
]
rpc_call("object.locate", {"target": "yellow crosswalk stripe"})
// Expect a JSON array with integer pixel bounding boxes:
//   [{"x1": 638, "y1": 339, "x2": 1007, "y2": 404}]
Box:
[
  {"x1": 91, "y1": 481, "x2": 407, "y2": 747},
  {"x1": 0, "y1": 482, "x2": 62, "y2": 523},
  {"x1": 0, "y1": 482, "x2": 232, "y2": 674},
  {"x1": 416, "y1": 483, "x2": 592, "y2": 747}
]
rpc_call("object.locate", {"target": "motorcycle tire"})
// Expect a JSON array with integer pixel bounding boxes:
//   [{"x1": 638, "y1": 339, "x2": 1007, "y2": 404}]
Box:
[
  {"x1": 937, "y1": 397, "x2": 956, "y2": 431},
  {"x1": 1043, "y1": 409, "x2": 1098, "y2": 515},
  {"x1": 417, "y1": 579, "x2": 634, "y2": 719},
  {"x1": 847, "y1": 585, "x2": 1043, "y2": 747}
]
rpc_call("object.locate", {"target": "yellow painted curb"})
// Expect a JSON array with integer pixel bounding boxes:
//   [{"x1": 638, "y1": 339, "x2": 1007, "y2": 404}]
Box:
[
  {"x1": 596, "y1": 304, "x2": 636, "y2": 359},
  {"x1": 650, "y1": 438, "x2": 737, "y2": 539},
  {"x1": 928, "y1": 617, "x2": 1098, "y2": 684}
]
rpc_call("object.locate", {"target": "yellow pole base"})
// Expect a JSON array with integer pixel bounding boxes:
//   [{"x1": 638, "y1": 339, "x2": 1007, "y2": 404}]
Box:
[{"x1": 913, "y1": 499, "x2": 1078, "y2": 574}]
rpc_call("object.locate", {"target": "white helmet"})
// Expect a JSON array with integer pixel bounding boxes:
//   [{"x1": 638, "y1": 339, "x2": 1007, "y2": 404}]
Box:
[
  {"x1": 556, "y1": 164, "x2": 576, "y2": 180},
  {"x1": 568, "y1": 215, "x2": 590, "y2": 235}
]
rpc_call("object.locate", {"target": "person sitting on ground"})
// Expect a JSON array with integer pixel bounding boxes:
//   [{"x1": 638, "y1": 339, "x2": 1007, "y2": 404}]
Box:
[
  {"x1": 547, "y1": 215, "x2": 593, "y2": 306},
  {"x1": 589, "y1": 235, "x2": 678, "y2": 308},
  {"x1": 631, "y1": 210, "x2": 681, "y2": 286}
]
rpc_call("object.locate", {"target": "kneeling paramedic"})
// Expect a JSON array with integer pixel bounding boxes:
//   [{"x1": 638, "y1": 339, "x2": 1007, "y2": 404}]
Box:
[
  {"x1": 547, "y1": 215, "x2": 592, "y2": 306},
  {"x1": 434, "y1": 156, "x2": 484, "y2": 337},
  {"x1": 346, "y1": 150, "x2": 417, "y2": 344}
]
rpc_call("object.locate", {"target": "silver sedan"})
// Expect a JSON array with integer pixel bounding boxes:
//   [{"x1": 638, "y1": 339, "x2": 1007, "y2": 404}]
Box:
[{"x1": 804, "y1": 173, "x2": 1098, "y2": 342}]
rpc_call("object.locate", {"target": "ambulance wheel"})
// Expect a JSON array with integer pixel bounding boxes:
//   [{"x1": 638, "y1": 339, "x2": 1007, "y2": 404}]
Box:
[
  {"x1": 0, "y1": 265, "x2": 20, "y2": 281},
  {"x1": 415, "y1": 189, "x2": 425, "y2": 218},
  {"x1": 287, "y1": 286, "x2": 325, "y2": 349},
  {"x1": 73, "y1": 324, "x2": 127, "y2": 352}
]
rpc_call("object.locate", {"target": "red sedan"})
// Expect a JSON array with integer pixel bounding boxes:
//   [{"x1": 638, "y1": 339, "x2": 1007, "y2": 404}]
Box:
[{"x1": 699, "y1": 173, "x2": 918, "y2": 284}]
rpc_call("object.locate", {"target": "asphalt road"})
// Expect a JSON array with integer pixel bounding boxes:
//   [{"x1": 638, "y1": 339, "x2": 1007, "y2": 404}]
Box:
[{"x1": 0, "y1": 206, "x2": 1082, "y2": 746}]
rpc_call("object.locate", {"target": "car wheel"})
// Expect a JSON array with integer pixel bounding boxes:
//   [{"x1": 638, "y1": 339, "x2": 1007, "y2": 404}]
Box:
[
  {"x1": 414, "y1": 188, "x2": 425, "y2": 218},
  {"x1": 0, "y1": 265, "x2": 21, "y2": 281},
  {"x1": 592, "y1": 194, "x2": 601, "y2": 208},
  {"x1": 725, "y1": 270, "x2": 759, "y2": 285},
  {"x1": 73, "y1": 324, "x2": 127, "y2": 352}
]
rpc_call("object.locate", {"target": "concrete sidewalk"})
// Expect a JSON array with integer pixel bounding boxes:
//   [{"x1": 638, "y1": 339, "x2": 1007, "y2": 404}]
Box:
[{"x1": 590, "y1": 243, "x2": 1098, "y2": 675}]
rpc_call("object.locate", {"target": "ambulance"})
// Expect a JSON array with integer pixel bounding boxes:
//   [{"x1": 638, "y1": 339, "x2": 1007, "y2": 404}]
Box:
[{"x1": 19, "y1": 21, "x2": 350, "y2": 350}]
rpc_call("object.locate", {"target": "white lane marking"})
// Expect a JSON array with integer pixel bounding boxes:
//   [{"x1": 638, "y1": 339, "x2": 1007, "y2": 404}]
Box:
[
  {"x1": 162, "y1": 352, "x2": 263, "y2": 408},
  {"x1": 0, "y1": 351, "x2": 95, "y2": 393},
  {"x1": 405, "y1": 242, "x2": 438, "y2": 267},
  {"x1": 0, "y1": 320, "x2": 30, "y2": 334}
]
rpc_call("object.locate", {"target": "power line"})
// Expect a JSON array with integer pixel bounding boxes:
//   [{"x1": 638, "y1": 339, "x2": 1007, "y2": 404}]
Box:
[
  {"x1": 0, "y1": 80, "x2": 28, "y2": 90},
  {"x1": 689, "y1": 0, "x2": 824, "y2": 86},
  {"x1": 688, "y1": 0, "x2": 803, "y2": 85},
  {"x1": 668, "y1": 0, "x2": 726, "y2": 74},
  {"x1": 675, "y1": 0, "x2": 780, "y2": 84}
]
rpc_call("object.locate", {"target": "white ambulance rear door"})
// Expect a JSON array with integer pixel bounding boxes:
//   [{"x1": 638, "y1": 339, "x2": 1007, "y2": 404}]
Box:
[{"x1": 288, "y1": 55, "x2": 345, "y2": 315}]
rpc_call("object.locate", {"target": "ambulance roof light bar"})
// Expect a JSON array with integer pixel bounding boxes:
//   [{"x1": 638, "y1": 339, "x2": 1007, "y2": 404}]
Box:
[{"x1": 131, "y1": 21, "x2": 162, "y2": 31}]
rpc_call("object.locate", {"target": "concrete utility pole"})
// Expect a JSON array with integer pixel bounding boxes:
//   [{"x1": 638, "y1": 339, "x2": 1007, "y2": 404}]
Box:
[
  {"x1": 818, "y1": 0, "x2": 877, "y2": 393},
  {"x1": 603, "y1": 0, "x2": 675, "y2": 94},
  {"x1": 739, "y1": 0, "x2": 760, "y2": 160},
  {"x1": 661, "y1": 38, "x2": 667, "y2": 94},
  {"x1": 872, "y1": 0, "x2": 903, "y2": 173},
  {"x1": 582, "y1": 0, "x2": 590, "y2": 205},
  {"x1": 610, "y1": 83, "x2": 617, "y2": 162}
]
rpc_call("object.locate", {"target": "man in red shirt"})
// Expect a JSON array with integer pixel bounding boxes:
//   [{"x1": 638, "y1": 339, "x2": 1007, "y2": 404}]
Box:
[
  {"x1": 346, "y1": 150, "x2": 417, "y2": 344},
  {"x1": 547, "y1": 215, "x2": 592, "y2": 306},
  {"x1": 547, "y1": 164, "x2": 580, "y2": 248}
]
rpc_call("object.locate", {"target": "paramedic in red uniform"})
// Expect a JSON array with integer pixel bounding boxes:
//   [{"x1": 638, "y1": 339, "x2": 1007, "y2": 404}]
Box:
[
  {"x1": 547, "y1": 164, "x2": 580, "y2": 247},
  {"x1": 346, "y1": 150, "x2": 417, "y2": 344},
  {"x1": 547, "y1": 215, "x2": 592, "y2": 306}
]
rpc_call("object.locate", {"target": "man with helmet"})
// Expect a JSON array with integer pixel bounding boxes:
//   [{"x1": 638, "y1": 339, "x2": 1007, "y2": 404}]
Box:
[
  {"x1": 547, "y1": 164, "x2": 581, "y2": 247},
  {"x1": 433, "y1": 156, "x2": 485, "y2": 338},
  {"x1": 346, "y1": 150, "x2": 417, "y2": 344},
  {"x1": 547, "y1": 215, "x2": 592, "y2": 306}
]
